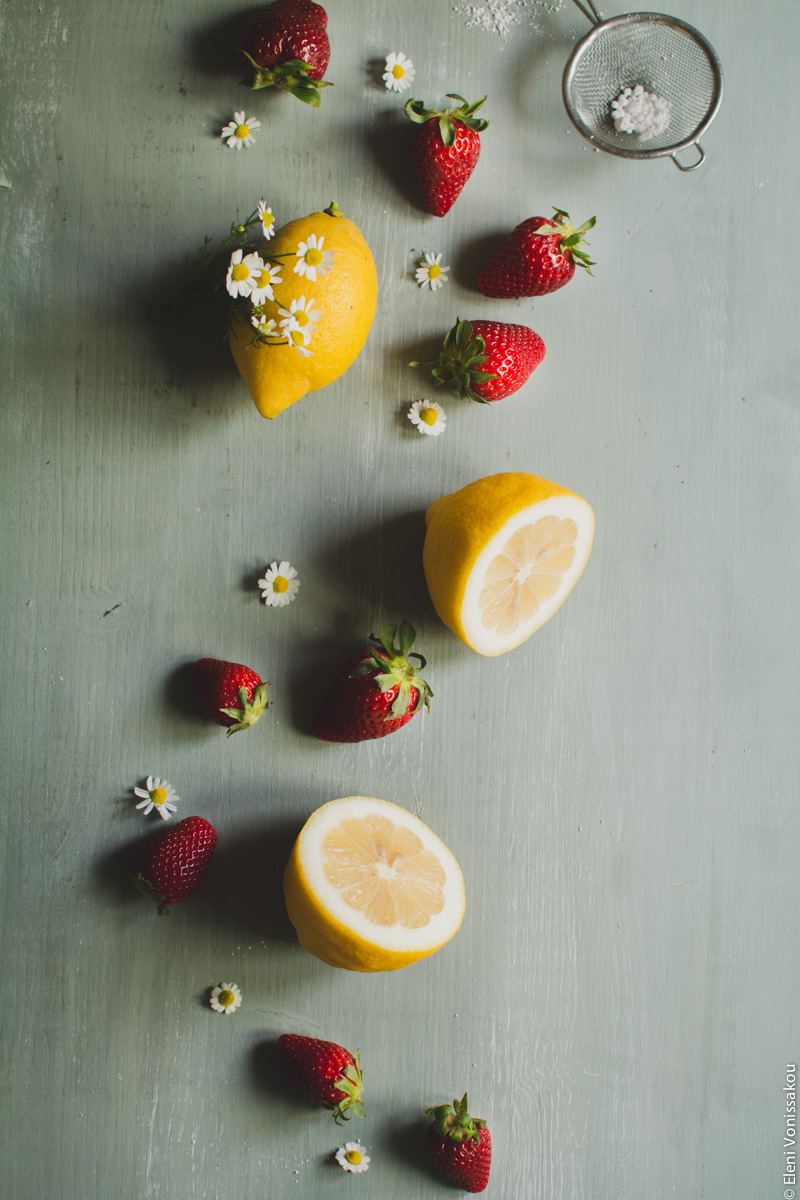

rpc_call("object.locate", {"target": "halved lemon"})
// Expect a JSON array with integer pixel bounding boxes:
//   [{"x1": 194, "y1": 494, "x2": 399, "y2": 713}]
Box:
[
  {"x1": 423, "y1": 472, "x2": 595, "y2": 656},
  {"x1": 283, "y1": 796, "x2": 466, "y2": 973}
]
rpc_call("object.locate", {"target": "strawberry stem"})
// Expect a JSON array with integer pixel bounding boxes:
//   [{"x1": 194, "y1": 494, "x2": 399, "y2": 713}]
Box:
[
  {"x1": 535, "y1": 208, "x2": 597, "y2": 274},
  {"x1": 131, "y1": 871, "x2": 170, "y2": 917},
  {"x1": 403, "y1": 94, "x2": 489, "y2": 147},
  {"x1": 240, "y1": 53, "x2": 333, "y2": 107},
  {"x1": 355, "y1": 622, "x2": 433, "y2": 719},
  {"x1": 425, "y1": 1094, "x2": 486, "y2": 1144},
  {"x1": 332, "y1": 1050, "x2": 366, "y2": 1124},
  {"x1": 218, "y1": 682, "x2": 270, "y2": 737},
  {"x1": 410, "y1": 318, "x2": 498, "y2": 405}
]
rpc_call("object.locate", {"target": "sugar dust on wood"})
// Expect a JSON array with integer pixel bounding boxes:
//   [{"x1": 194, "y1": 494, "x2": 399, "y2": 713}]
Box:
[{"x1": 454, "y1": 0, "x2": 565, "y2": 37}]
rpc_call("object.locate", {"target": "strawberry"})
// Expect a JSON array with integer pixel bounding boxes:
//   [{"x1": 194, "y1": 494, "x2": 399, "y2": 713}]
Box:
[
  {"x1": 131, "y1": 816, "x2": 217, "y2": 916},
  {"x1": 404, "y1": 94, "x2": 489, "y2": 217},
  {"x1": 425, "y1": 1094, "x2": 492, "y2": 1194},
  {"x1": 239, "y1": 0, "x2": 331, "y2": 107},
  {"x1": 476, "y1": 208, "x2": 596, "y2": 297},
  {"x1": 312, "y1": 621, "x2": 432, "y2": 744},
  {"x1": 278, "y1": 1034, "x2": 365, "y2": 1122},
  {"x1": 193, "y1": 657, "x2": 269, "y2": 736},
  {"x1": 411, "y1": 316, "x2": 545, "y2": 403}
]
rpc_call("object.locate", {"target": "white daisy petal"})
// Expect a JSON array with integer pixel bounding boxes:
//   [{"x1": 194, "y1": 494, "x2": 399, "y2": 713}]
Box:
[
  {"x1": 210, "y1": 983, "x2": 242, "y2": 1014},
  {"x1": 415, "y1": 251, "x2": 450, "y2": 291},
  {"x1": 257, "y1": 200, "x2": 276, "y2": 241},
  {"x1": 132, "y1": 775, "x2": 180, "y2": 819},
  {"x1": 383, "y1": 51, "x2": 415, "y2": 93},
  {"x1": 220, "y1": 112, "x2": 260, "y2": 150},
  {"x1": 408, "y1": 398, "x2": 447, "y2": 436},
  {"x1": 258, "y1": 560, "x2": 300, "y2": 606},
  {"x1": 336, "y1": 1142, "x2": 371, "y2": 1173}
]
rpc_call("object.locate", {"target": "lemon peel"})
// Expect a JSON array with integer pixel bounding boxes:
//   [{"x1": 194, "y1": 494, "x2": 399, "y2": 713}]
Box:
[
  {"x1": 230, "y1": 206, "x2": 377, "y2": 419},
  {"x1": 423, "y1": 472, "x2": 595, "y2": 656},
  {"x1": 283, "y1": 796, "x2": 465, "y2": 973}
]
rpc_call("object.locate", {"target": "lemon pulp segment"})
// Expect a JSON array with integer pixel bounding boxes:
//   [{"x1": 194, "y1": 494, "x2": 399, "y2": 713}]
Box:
[{"x1": 283, "y1": 796, "x2": 465, "y2": 972}]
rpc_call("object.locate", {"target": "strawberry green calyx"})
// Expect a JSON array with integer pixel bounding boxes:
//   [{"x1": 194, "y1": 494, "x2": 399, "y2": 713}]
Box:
[
  {"x1": 403, "y1": 93, "x2": 489, "y2": 148},
  {"x1": 354, "y1": 620, "x2": 433, "y2": 720},
  {"x1": 333, "y1": 1050, "x2": 365, "y2": 1124},
  {"x1": 425, "y1": 1094, "x2": 487, "y2": 1144},
  {"x1": 218, "y1": 683, "x2": 270, "y2": 737},
  {"x1": 131, "y1": 872, "x2": 170, "y2": 917},
  {"x1": 410, "y1": 318, "x2": 498, "y2": 405},
  {"x1": 537, "y1": 207, "x2": 597, "y2": 274},
  {"x1": 241, "y1": 53, "x2": 332, "y2": 106}
]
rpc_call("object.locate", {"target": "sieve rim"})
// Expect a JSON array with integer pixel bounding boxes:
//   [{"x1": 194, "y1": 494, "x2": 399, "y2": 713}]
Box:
[{"x1": 562, "y1": 11, "x2": 724, "y2": 161}]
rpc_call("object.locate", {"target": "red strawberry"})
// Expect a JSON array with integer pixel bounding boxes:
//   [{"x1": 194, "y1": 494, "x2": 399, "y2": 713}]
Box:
[
  {"x1": 411, "y1": 316, "x2": 545, "y2": 403},
  {"x1": 278, "y1": 1034, "x2": 365, "y2": 1122},
  {"x1": 312, "y1": 621, "x2": 432, "y2": 744},
  {"x1": 425, "y1": 1094, "x2": 492, "y2": 1193},
  {"x1": 131, "y1": 816, "x2": 217, "y2": 916},
  {"x1": 404, "y1": 94, "x2": 489, "y2": 217},
  {"x1": 477, "y1": 208, "x2": 596, "y2": 297},
  {"x1": 240, "y1": 0, "x2": 331, "y2": 107},
  {"x1": 193, "y1": 657, "x2": 269, "y2": 736}
]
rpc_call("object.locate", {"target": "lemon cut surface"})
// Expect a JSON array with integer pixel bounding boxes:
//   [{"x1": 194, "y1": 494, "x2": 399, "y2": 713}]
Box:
[
  {"x1": 423, "y1": 472, "x2": 595, "y2": 656},
  {"x1": 283, "y1": 796, "x2": 465, "y2": 972}
]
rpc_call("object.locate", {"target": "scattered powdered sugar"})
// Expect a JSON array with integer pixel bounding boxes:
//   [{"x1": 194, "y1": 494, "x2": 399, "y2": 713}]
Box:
[
  {"x1": 611, "y1": 84, "x2": 672, "y2": 141},
  {"x1": 453, "y1": 0, "x2": 564, "y2": 38}
]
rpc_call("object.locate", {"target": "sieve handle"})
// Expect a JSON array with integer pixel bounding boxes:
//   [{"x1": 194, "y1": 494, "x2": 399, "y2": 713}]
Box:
[
  {"x1": 571, "y1": 0, "x2": 603, "y2": 24},
  {"x1": 670, "y1": 142, "x2": 706, "y2": 171}
]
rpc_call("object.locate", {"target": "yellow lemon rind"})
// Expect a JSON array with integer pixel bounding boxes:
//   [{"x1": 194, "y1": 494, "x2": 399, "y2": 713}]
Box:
[
  {"x1": 423, "y1": 472, "x2": 595, "y2": 656},
  {"x1": 283, "y1": 796, "x2": 466, "y2": 974}
]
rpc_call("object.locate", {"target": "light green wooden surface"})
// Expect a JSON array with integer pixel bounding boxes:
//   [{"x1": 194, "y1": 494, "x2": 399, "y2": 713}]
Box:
[{"x1": 2, "y1": 1, "x2": 798, "y2": 1197}]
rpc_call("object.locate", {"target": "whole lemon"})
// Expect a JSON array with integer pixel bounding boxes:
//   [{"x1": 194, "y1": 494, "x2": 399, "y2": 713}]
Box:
[
  {"x1": 423, "y1": 472, "x2": 595, "y2": 656},
  {"x1": 229, "y1": 203, "x2": 377, "y2": 419}
]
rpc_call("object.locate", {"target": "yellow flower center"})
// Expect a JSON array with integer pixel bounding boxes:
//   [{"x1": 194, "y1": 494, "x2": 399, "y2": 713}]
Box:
[
  {"x1": 235, "y1": 123, "x2": 249, "y2": 138},
  {"x1": 218, "y1": 989, "x2": 236, "y2": 1007},
  {"x1": 273, "y1": 576, "x2": 289, "y2": 593},
  {"x1": 150, "y1": 787, "x2": 168, "y2": 805},
  {"x1": 255, "y1": 271, "x2": 270, "y2": 287},
  {"x1": 420, "y1": 407, "x2": 438, "y2": 425},
  {"x1": 304, "y1": 247, "x2": 323, "y2": 266},
  {"x1": 289, "y1": 330, "x2": 305, "y2": 347},
  {"x1": 231, "y1": 263, "x2": 249, "y2": 281},
  {"x1": 294, "y1": 310, "x2": 309, "y2": 326},
  {"x1": 392, "y1": 64, "x2": 405, "y2": 79},
  {"x1": 345, "y1": 1151, "x2": 362, "y2": 1165},
  {"x1": 428, "y1": 263, "x2": 441, "y2": 279},
  {"x1": 262, "y1": 212, "x2": 274, "y2": 229}
]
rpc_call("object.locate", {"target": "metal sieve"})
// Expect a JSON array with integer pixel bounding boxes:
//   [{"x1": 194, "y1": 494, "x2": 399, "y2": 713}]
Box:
[{"x1": 562, "y1": 0, "x2": 723, "y2": 170}]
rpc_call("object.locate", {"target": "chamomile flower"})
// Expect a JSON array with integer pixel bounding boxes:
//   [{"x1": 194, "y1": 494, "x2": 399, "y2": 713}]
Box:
[
  {"x1": 257, "y1": 200, "x2": 276, "y2": 240},
  {"x1": 258, "y1": 561, "x2": 300, "y2": 607},
  {"x1": 277, "y1": 295, "x2": 322, "y2": 339},
  {"x1": 293, "y1": 233, "x2": 334, "y2": 282},
  {"x1": 251, "y1": 312, "x2": 279, "y2": 337},
  {"x1": 133, "y1": 775, "x2": 179, "y2": 820},
  {"x1": 287, "y1": 329, "x2": 312, "y2": 356},
  {"x1": 225, "y1": 249, "x2": 264, "y2": 299},
  {"x1": 210, "y1": 983, "x2": 242, "y2": 1015},
  {"x1": 408, "y1": 399, "x2": 446, "y2": 436},
  {"x1": 383, "y1": 52, "x2": 415, "y2": 93},
  {"x1": 335, "y1": 1142, "x2": 370, "y2": 1173},
  {"x1": 249, "y1": 261, "x2": 282, "y2": 305},
  {"x1": 220, "y1": 112, "x2": 261, "y2": 150},
  {"x1": 415, "y1": 251, "x2": 449, "y2": 291}
]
